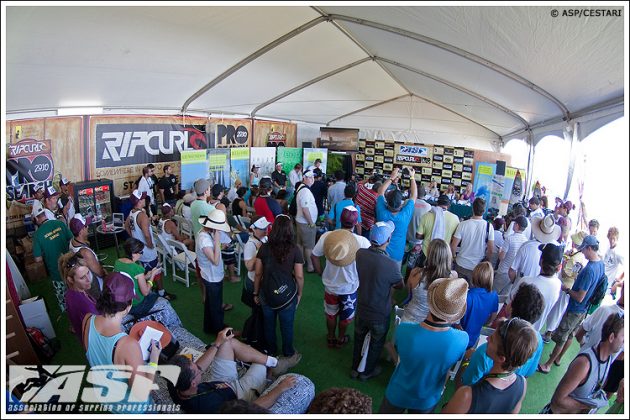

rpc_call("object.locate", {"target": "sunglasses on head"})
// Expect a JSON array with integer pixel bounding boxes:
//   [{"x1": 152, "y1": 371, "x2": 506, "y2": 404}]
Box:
[
  {"x1": 66, "y1": 254, "x2": 80, "y2": 269},
  {"x1": 499, "y1": 317, "x2": 520, "y2": 356}
]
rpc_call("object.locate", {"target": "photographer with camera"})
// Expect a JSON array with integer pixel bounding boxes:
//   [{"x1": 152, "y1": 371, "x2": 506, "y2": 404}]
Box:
[{"x1": 375, "y1": 167, "x2": 417, "y2": 270}]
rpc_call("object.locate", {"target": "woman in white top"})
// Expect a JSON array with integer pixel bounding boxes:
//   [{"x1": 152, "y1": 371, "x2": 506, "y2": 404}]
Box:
[
  {"x1": 196, "y1": 209, "x2": 231, "y2": 334},
  {"x1": 250, "y1": 165, "x2": 262, "y2": 187}
]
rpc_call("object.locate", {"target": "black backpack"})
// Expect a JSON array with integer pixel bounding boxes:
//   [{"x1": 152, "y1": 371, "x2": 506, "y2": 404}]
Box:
[
  {"x1": 289, "y1": 184, "x2": 307, "y2": 217},
  {"x1": 588, "y1": 272, "x2": 609, "y2": 310},
  {"x1": 261, "y1": 250, "x2": 297, "y2": 310},
  {"x1": 242, "y1": 305, "x2": 269, "y2": 354}
]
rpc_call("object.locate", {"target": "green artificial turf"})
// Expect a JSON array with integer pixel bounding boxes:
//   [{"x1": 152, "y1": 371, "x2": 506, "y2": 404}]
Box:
[{"x1": 27, "y1": 245, "x2": 617, "y2": 414}]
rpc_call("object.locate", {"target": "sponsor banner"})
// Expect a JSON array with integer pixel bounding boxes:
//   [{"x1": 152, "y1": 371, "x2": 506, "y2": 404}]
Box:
[
  {"x1": 454, "y1": 178, "x2": 462, "y2": 186},
  {"x1": 443, "y1": 163, "x2": 453, "y2": 170},
  {"x1": 442, "y1": 170, "x2": 453, "y2": 178},
  {"x1": 396, "y1": 154, "x2": 422, "y2": 164},
  {"x1": 464, "y1": 149, "x2": 475, "y2": 158},
  {"x1": 433, "y1": 154, "x2": 443, "y2": 162},
  {"x1": 208, "y1": 149, "x2": 231, "y2": 188},
  {"x1": 432, "y1": 169, "x2": 442, "y2": 176},
  {"x1": 6, "y1": 139, "x2": 55, "y2": 200},
  {"x1": 356, "y1": 153, "x2": 365, "y2": 162},
  {"x1": 375, "y1": 141, "x2": 385, "y2": 150},
  {"x1": 384, "y1": 149, "x2": 394, "y2": 157},
  {"x1": 365, "y1": 161, "x2": 374, "y2": 169},
  {"x1": 454, "y1": 148, "x2": 465, "y2": 157},
  {"x1": 463, "y1": 165, "x2": 473, "y2": 173},
  {"x1": 356, "y1": 167, "x2": 365, "y2": 175},
  {"x1": 398, "y1": 145, "x2": 429, "y2": 157},
  {"x1": 444, "y1": 155, "x2": 454, "y2": 164},
  {"x1": 365, "y1": 156, "x2": 374, "y2": 162},
  {"x1": 464, "y1": 157, "x2": 474, "y2": 166},
  {"x1": 432, "y1": 161, "x2": 443, "y2": 169},
  {"x1": 211, "y1": 119, "x2": 251, "y2": 148},
  {"x1": 250, "y1": 147, "x2": 277, "y2": 178},
  {"x1": 181, "y1": 150, "x2": 208, "y2": 191},
  {"x1": 375, "y1": 155, "x2": 384, "y2": 163},
  {"x1": 444, "y1": 147, "x2": 454, "y2": 155},
  {"x1": 442, "y1": 178, "x2": 452, "y2": 185},
  {"x1": 230, "y1": 148, "x2": 250, "y2": 187},
  {"x1": 276, "y1": 147, "x2": 303, "y2": 179},
  {"x1": 434, "y1": 147, "x2": 444, "y2": 155},
  {"x1": 421, "y1": 174, "x2": 432, "y2": 182},
  {"x1": 422, "y1": 167, "x2": 433, "y2": 175},
  {"x1": 253, "y1": 120, "x2": 297, "y2": 147},
  {"x1": 384, "y1": 157, "x2": 393, "y2": 164},
  {"x1": 365, "y1": 148, "x2": 375, "y2": 156},
  {"x1": 383, "y1": 163, "x2": 393, "y2": 171}
]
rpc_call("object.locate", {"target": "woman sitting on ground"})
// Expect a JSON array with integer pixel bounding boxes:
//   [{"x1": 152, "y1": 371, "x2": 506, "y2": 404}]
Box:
[
  {"x1": 442, "y1": 318, "x2": 537, "y2": 414},
  {"x1": 113, "y1": 237, "x2": 182, "y2": 331},
  {"x1": 59, "y1": 252, "x2": 99, "y2": 344},
  {"x1": 82, "y1": 272, "x2": 162, "y2": 414}
]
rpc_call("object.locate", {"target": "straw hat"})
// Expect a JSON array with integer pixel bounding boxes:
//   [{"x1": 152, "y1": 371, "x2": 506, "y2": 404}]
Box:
[
  {"x1": 323, "y1": 229, "x2": 360, "y2": 267},
  {"x1": 427, "y1": 277, "x2": 468, "y2": 323},
  {"x1": 531, "y1": 215, "x2": 561, "y2": 244},
  {"x1": 571, "y1": 231, "x2": 588, "y2": 247},
  {"x1": 199, "y1": 209, "x2": 230, "y2": 232}
]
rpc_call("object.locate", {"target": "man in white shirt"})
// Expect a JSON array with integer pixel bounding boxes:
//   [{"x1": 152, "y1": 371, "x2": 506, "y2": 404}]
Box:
[
  {"x1": 327, "y1": 170, "x2": 347, "y2": 212},
  {"x1": 509, "y1": 215, "x2": 560, "y2": 284},
  {"x1": 243, "y1": 217, "x2": 271, "y2": 295},
  {"x1": 450, "y1": 197, "x2": 494, "y2": 282},
  {"x1": 138, "y1": 165, "x2": 156, "y2": 215},
  {"x1": 295, "y1": 170, "x2": 318, "y2": 272},
  {"x1": 603, "y1": 227, "x2": 625, "y2": 301},
  {"x1": 507, "y1": 243, "x2": 563, "y2": 331},
  {"x1": 494, "y1": 215, "x2": 529, "y2": 297},
  {"x1": 288, "y1": 163, "x2": 303, "y2": 193},
  {"x1": 528, "y1": 196, "x2": 545, "y2": 220},
  {"x1": 30, "y1": 185, "x2": 45, "y2": 224},
  {"x1": 506, "y1": 203, "x2": 532, "y2": 240},
  {"x1": 311, "y1": 206, "x2": 371, "y2": 348},
  {"x1": 59, "y1": 177, "x2": 76, "y2": 221},
  {"x1": 42, "y1": 186, "x2": 60, "y2": 221}
]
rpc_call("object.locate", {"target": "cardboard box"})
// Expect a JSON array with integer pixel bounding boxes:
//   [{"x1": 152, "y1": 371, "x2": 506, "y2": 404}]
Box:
[
  {"x1": 18, "y1": 236, "x2": 33, "y2": 254},
  {"x1": 19, "y1": 296, "x2": 57, "y2": 339},
  {"x1": 25, "y1": 261, "x2": 47, "y2": 283}
]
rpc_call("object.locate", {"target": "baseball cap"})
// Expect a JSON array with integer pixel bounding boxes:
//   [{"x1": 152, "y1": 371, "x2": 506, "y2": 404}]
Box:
[
  {"x1": 33, "y1": 207, "x2": 47, "y2": 219},
  {"x1": 60, "y1": 177, "x2": 71, "y2": 186},
  {"x1": 34, "y1": 185, "x2": 45, "y2": 193},
  {"x1": 275, "y1": 162, "x2": 283, "y2": 167},
  {"x1": 43, "y1": 186, "x2": 59, "y2": 199},
  {"x1": 130, "y1": 189, "x2": 148, "y2": 206},
  {"x1": 104, "y1": 272, "x2": 137, "y2": 304},
  {"x1": 576, "y1": 235, "x2": 599, "y2": 251},
  {"x1": 251, "y1": 217, "x2": 271, "y2": 231},
  {"x1": 69, "y1": 213, "x2": 93, "y2": 236},
  {"x1": 161, "y1": 203, "x2": 173, "y2": 215},
  {"x1": 538, "y1": 243, "x2": 563, "y2": 266},
  {"x1": 370, "y1": 221, "x2": 395, "y2": 246},
  {"x1": 303, "y1": 170, "x2": 314, "y2": 178},
  {"x1": 194, "y1": 179, "x2": 210, "y2": 196},
  {"x1": 340, "y1": 205, "x2": 359, "y2": 228}
]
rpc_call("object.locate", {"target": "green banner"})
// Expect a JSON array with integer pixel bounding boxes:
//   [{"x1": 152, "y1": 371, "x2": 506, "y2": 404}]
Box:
[{"x1": 276, "y1": 147, "x2": 303, "y2": 172}]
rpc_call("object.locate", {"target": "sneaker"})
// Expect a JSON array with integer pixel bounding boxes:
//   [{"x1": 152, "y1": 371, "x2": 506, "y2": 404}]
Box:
[
  {"x1": 271, "y1": 353, "x2": 302, "y2": 376},
  {"x1": 359, "y1": 365, "x2": 382, "y2": 382},
  {"x1": 161, "y1": 291, "x2": 177, "y2": 301}
]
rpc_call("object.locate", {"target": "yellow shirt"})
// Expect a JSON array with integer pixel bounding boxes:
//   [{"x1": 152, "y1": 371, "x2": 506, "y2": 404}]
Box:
[{"x1": 417, "y1": 210, "x2": 460, "y2": 256}]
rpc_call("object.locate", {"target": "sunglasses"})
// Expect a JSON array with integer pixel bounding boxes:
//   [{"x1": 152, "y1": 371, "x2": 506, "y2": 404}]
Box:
[
  {"x1": 499, "y1": 317, "x2": 520, "y2": 357},
  {"x1": 66, "y1": 254, "x2": 80, "y2": 269}
]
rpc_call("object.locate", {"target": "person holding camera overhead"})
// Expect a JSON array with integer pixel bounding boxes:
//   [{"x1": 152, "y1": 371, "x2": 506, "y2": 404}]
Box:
[{"x1": 375, "y1": 166, "x2": 417, "y2": 271}]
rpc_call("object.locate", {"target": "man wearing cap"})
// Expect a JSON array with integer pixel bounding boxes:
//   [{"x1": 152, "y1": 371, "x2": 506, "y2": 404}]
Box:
[
  {"x1": 138, "y1": 165, "x2": 156, "y2": 215},
  {"x1": 505, "y1": 243, "x2": 563, "y2": 332},
  {"x1": 244, "y1": 217, "x2": 272, "y2": 296},
  {"x1": 42, "y1": 186, "x2": 60, "y2": 221},
  {"x1": 30, "y1": 185, "x2": 46, "y2": 224},
  {"x1": 158, "y1": 164, "x2": 179, "y2": 207},
  {"x1": 538, "y1": 235, "x2": 605, "y2": 374},
  {"x1": 271, "y1": 162, "x2": 287, "y2": 194},
  {"x1": 380, "y1": 277, "x2": 469, "y2": 413},
  {"x1": 327, "y1": 170, "x2": 347, "y2": 212},
  {"x1": 69, "y1": 213, "x2": 107, "y2": 299},
  {"x1": 175, "y1": 191, "x2": 195, "y2": 220},
  {"x1": 493, "y1": 215, "x2": 528, "y2": 297},
  {"x1": 312, "y1": 206, "x2": 371, "y2": 348},
  {"x1": 416, "y1": 193, "x2": 459, "y2": 268},
  {"x1": 59, "y1": 177, "x2": 76, "y2": 221},
  {"x1": 125, "y1": 189, "x2": 176, "y2": 301},
  {"x1": 191, "y1": 179, "x2": 216, "y2": 239},
  {"x1": 450, "y1": 197, "x2": 494, "y2": 282},
  {"x1": 375, "y1": 167, "x2": 417, "y2": 269},
  {"x1": 254, "y1": 177, "x2": 282, "y2": 224},
  {"x1": 295, "y1": 170, "x2": 318, "y2": 272},
  {"x1": 351, "y1": 221, "x2": 404, "y2": 381},
  {"x1": 32, "y1": 206, "x2": 74, "y2": 312},
  {"x1": 309, "y1": 169, "x2": 328, "y2": 219},
  {"x1": 327, "y1": 183, "x2": 363, "y2": 235}
]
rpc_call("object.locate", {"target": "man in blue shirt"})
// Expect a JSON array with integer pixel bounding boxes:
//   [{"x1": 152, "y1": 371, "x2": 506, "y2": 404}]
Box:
[
  {"x1": 375, "y1": 167, "x2": 417, "y2": 270},
  {"x1": 327, "y1": 183, "x2": 362, "y2": 234},
  {"x1": 538, "y1": 235, "x2": 605, "y2": 374}
]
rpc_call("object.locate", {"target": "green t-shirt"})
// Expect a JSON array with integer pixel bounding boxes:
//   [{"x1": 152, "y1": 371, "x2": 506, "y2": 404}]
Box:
[
  {"x1": 32, "y1": 219, "x2": 73, "y2": 284},
  {"x1": 190, "y1": 199, "x2": 216, "y2": 239},
  {"x1": 113, "y1": 259, "x2": 145, "y2": 305}
]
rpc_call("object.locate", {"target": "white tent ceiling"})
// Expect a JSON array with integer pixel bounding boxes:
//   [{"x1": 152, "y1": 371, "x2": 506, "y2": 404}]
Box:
[{"x1": 5, "y1": 4, "x2": 626, "y2": 148}]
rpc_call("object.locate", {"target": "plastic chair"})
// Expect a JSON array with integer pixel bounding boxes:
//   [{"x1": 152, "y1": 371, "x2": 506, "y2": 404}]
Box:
[
  {"x1": 173, "y1": 215, "x2": 193, "y2": 241},
  {"x1": 167, "y1": 239, "x2": 197, "y2": 288}
]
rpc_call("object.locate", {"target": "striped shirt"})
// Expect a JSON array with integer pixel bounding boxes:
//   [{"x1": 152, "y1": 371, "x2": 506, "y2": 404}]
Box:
[
  {"x1": 497, "y1": 232, "x2": 528, "y2": 274},
  {"x1": 355, "y1": 182, "x2": 378, "y2": 230}
]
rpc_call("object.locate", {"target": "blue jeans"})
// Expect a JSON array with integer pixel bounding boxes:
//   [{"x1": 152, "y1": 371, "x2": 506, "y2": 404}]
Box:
[
  {"x1": 262, "y1": 298, "x2": 297, "y2": 357},
  {"x1": 204, "y1": 281, "x2": 224, "y2": 334},
  {"x1": 352, "y1": 315, "x2": 390, "y2": 375}
]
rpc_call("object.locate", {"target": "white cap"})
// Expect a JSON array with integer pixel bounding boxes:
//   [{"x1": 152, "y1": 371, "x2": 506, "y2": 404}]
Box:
[
  {"x1": 251, "y1": 218, "x2": 271, "y2": 230},
  {"x1": 303, "y1": 170, "x2": 314, "y2": 178}
]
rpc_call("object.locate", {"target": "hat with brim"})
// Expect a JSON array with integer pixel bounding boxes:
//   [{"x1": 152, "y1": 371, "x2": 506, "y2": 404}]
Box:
[
  {"x1": 323, "y1": 229, "x2": 360, "y2": 267},
  {"x1": 571, "y1": 231, "x2": 588, "y2": 248},
  {"x1": 531, "y1": 215, "x2": 561, "y2": 244},
  {"x1": 427, "y1": 277, "x2": 468, "y2": 323},
  {"x1": 183, "y1": 193, "x2": 196, "y2": 204},
  {"x1": 60, "y1": 177, "x2": 71, "y2": 186},
  {"x1": 105, "y1": 272, "x2": 137, "y2": 304},
  {"x1": 130, "y1": 189, "x2": 148, "y2": 206},
  {"x1": 199, "y1": 209, "x2": 230, "y2": 232},
  {"x1": 129, "y1": 320, "x2": 172, "y2": 350},
  {"x1": 251, "y1": 217, "x2": 271, "y2": 231}
]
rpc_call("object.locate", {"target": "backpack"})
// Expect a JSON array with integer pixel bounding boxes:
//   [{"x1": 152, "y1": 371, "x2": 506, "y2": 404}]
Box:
[
  {"x1": 26, "y1": 327, "x2": 57, "y2": 362},
  {"x1": 261, "y1": 249, "x2": 298, "y2": 310},
  {"x1": 289, "y1": 184, "x2": 307, "y2": 217},
  {"x1": 242, "y1": 305, "x2": 269, "y2": 354},
  {"x1": 588, "y1": 272, "x2": 609, "y2": 311}
]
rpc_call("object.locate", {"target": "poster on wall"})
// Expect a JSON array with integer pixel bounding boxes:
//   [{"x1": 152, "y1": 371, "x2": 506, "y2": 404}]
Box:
[
  {"x1": 6, "y1": 139, "x2": 55, "y2": 201},
  {"x1": 472, "y1": 162, "x2": 496, "y2": 207},
  {"x1": 230, "y1": 147, "x2": 250, "y2": 187},
  {"x1": 207, "y1": 149, "x2": 231, "y2": 188},
  {"x1": 180, "y1": 150, "x2": 209, "y2": 191},
  {"x1": 250, "y1": 147, "x2": 277, "y2": 179},
  {"x1": 303, "y1": 148, "x2": 328, "y2": 175},
  {"x1": 253, "y1": 120, "x2": 297, "y2": 147},
  {"x1": 208, "y1": 118, "x2": 252, "y2": 148},
  {"x1": 319, "y1": 127, "x2": 359, "y2": 151},
  {"x1": 276, "y1": 147, "x2": 303, "y2": 175},
  {"x1": 89, "y1": 115, "x2": 210, "y2": 195}
]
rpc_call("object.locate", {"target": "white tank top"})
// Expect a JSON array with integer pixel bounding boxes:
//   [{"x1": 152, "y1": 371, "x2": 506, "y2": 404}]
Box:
[
  {"x1": 157, "y1": 219, "x2": 175, "y2": 244},
  {"x1": 129, "y1": 210, "x2": 158, "y2": 262}
]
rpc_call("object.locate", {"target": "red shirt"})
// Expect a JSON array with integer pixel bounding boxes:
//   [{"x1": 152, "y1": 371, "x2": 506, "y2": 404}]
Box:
[{"x1": 355, "y1": 182, "x2": 378, "y2": 230}]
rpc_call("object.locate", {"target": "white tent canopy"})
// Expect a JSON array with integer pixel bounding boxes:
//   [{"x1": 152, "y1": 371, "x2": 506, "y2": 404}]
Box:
[{"x1": 5, "y1": 4, "x2": 625, "y2": 149}]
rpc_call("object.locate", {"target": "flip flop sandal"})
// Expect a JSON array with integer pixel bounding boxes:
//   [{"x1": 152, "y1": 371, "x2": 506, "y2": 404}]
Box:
[
  {"x1": 222, "y1": 303, "x2": 234, "y2": 312},
  {"x1": 335, "y1": 334, "x2": 350, "y2": 348},
  {"x1": 327, "y1": 337, "x2": 337, "y2": 348},
  {"x1": 537, "y1": 364, "x2": 550, "y2": 374},
  {"x1": 553, "y1": 360, "x2": 562, "y2": 367}
]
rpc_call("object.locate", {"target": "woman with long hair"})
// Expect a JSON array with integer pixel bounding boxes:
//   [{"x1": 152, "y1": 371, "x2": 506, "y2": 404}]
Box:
[
  {"x1": 250, "y1": 164, "x2": 261, "y2": 187},
  {"x1": 113, "y1": 237, "x2": 182, "y2": 331},
  {"x1": 401, "y1": 239, "x2": 458, "y2": 324},
  {"x1": 82, "y1": 272, "x2": 162, "y2": 413},
  {"x1": 59, "y1": 252, "x2": 99, "y2": 344},
  {"x1": 254, "y1": 214, "x2": 304, "y2": 362}
]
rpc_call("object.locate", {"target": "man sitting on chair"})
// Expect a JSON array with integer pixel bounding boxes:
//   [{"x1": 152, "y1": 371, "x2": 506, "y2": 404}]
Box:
[{"x1": 158, "y1": 203, "x2": 194, "y2": 250}]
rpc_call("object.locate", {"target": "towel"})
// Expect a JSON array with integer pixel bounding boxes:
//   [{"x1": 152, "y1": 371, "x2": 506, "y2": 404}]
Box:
[{"x1": 431, "y1": 206, "x2": 446, "y2": 241}]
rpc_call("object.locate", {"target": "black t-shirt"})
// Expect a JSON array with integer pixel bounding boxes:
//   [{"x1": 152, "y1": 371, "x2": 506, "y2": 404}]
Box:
[
  {"x1": 257, "y1": 243, "x2": 304, "y2": 274},
  {"x1": 355, "y1": 247, "x2": 403, "y2": 321},
  {"x1": 271, "y1": 170, "x2": 287, "y2": 187},
  {"x1": 168, "y1": 381, "x2": 236, "y2": 414},
  {"x1": 310, "y1": 180, "x2": 327, "y2": 216},
  {"x1": 158, "y1": 175, "x2": 178, "y2": 200}
]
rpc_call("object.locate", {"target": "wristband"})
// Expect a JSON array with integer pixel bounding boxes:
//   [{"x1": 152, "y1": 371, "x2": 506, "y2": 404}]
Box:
[
  {"x1": 147, "y1": 280, "x2": 154, "y2": 288},
  {"x1": 148, "y1": 362, "x2": 158, "y2": 368}
]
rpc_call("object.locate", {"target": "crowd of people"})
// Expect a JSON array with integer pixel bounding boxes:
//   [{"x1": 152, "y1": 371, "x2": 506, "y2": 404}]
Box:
[{"x1": 24, "y1": 162, "x2": 625, "y2": 415}]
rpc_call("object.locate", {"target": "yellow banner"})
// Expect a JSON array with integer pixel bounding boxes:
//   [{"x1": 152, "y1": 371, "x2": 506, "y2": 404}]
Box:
[
  {"x1": 231, "y1": 148, "x2": 249, "y2": 160},
  {"x1": 307, "y1": 152, "x2": 323, "y2": 161},
  {"x1": 208, "y1": 154, "x2": 227, "y2": 168},
  {"x1": 478, "y1": 165, "x2": 493, "y2": 175},
  {"x1": 181, "y1": 150, "x2": 207, "y2": 164}
]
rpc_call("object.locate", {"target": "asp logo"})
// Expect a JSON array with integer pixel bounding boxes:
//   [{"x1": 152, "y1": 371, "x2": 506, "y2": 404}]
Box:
[{"x1": 95, "y1": 124, "x2": 208, "y2": 168}]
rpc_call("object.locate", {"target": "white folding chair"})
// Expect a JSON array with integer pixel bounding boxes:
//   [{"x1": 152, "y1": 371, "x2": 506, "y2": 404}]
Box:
[
  {"x1": 233, "y1": 230, "x2": 249, "y2": 276},
  {"x1": 154, "y1": 234, "x2": 172, "y2": 271},
  {"x1": 173, "y1": 215, "x2": 194, "y2": 241},
  {"x1": 167, "y1": 239, "x2": 197, "y2": 288}
]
